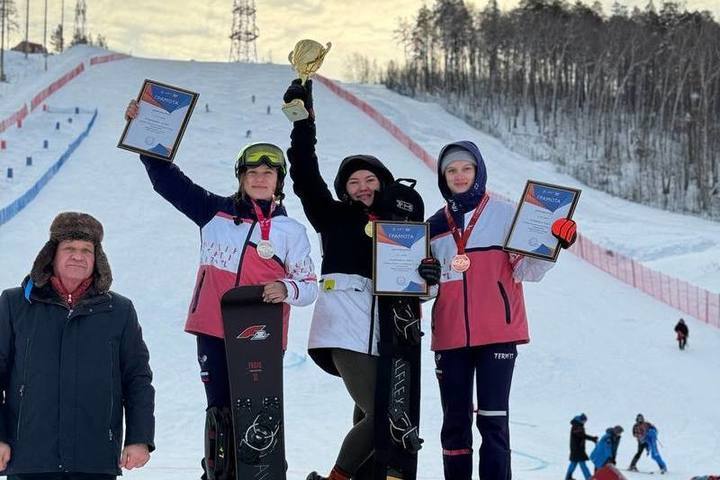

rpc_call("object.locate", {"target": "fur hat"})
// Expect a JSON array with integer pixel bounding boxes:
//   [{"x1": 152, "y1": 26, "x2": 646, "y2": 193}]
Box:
[{"x1": 30, "y1": 212, "x2": 113, "y2": 293}]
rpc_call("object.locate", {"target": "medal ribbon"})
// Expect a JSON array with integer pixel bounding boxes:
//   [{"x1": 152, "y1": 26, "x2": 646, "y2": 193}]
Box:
[
  {"x1": 444, "y1": 194, "x2": 489, "y2": 255},
  {"x1": 252, "y1": 201, "x2": 276, "y2": 241}
]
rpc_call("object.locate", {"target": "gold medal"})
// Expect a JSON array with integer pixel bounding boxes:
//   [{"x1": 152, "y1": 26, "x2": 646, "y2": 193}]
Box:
[
  {"x1": 451, "y1": 254, "x2": 471, "y2": 273},
  {"x1": 364, "y1": 221, "x2": 374, "y2": 237},
  {"x1": 256, "y1": 240, "x2": 275, "y2": 259}
]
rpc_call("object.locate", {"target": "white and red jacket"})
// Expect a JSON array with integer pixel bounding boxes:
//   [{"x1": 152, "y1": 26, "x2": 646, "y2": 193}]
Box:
[
  {"x1": 427, "y1": 141, "x2": 553, "y2": 352},
  {"x1": 141, "y1": 155, "x2": 318, "y2": 349}
]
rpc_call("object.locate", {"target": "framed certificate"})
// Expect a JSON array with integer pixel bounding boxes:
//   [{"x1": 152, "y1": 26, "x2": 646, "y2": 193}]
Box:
[
  {"x1": 503, "y1": 180, "x2": 581, "y2": 261},
  {"x1": 117, "y1": 79, "x2": 199, "y2": 162},
  {"x1": 372, "y1": 221, "x2": 430, "y2": 296}
]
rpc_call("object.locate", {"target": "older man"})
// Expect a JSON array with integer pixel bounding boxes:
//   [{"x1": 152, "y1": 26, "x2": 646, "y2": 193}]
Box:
[{"x1": 0, "y1": 212, "x2": 155, "y2": 480}]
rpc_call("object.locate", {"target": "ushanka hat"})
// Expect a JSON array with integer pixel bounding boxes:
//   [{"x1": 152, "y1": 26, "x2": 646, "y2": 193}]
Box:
[{"x1": 30, "y1": 212, "x2": 112, "y2": 293}]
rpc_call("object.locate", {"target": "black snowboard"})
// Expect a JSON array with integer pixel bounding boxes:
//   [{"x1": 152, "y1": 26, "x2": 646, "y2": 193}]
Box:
[
  {"x1": 221, "y1": 285, "x2": 286, "y2": 480},
  {"x1": 371, "y1": 179, "x2": 425, "y2": 480}
]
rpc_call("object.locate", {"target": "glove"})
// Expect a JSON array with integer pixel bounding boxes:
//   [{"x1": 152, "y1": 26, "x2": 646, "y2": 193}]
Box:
[
  {"x1": 590, "y1": 436, "x2": 598, "y2": 443},
  {"x1": 418, "y1": 257, "x2": 441, "y2": 286},
  {"x1": 283, "y1": 78, "x2": 314, "y2": 116},
  {"x1": 551, "y1": 218, "x2": 577, "y2": 249}
]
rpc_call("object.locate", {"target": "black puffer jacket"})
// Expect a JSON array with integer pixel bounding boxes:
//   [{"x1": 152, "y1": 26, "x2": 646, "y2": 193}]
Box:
[
  {"x1": 0, "y1": 277, "x2": 155, "y2": 476},
  {"x1": 569, "y1": 418, "x2": 597, "y2": 461},
  {"x1": 287, "y1": 118, "x2": 394, "y2": 279}
]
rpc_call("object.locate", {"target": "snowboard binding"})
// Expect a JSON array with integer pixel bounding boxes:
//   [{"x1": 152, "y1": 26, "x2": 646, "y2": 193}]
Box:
[
  {"x1": 392, "y1": 298, "x2": 422, "y2": 346},
  {"x1": 389, "y1": 406, "x2": 424, "y2": 454},
  {"x1": 204, "y1": 406, "x2": 235, "y2": 480},
  {"x1": 236, "y1": 397, "x2": 282, "y2": 464}
]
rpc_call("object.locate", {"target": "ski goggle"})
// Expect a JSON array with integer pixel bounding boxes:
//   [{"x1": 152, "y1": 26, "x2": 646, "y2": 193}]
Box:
[{"x1": 236, "y1": 143, "x2": 287, "y2": 175}]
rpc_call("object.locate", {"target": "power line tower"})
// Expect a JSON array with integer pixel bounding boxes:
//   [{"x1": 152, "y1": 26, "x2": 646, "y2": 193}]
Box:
[
  {"x1": 229, "y1": 0, "x2": 258, "y2": 63},
  {"x1": 72, "y1": 0, "x2": 86, "y2": 44}
]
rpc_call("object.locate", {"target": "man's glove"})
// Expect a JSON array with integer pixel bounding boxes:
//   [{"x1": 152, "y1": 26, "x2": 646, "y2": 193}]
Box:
[
  {"x1": 551, "y1": 218, "x2": 577, "y2": 249},
  {"x1": 590, "y1": 435, "x2": 598, "y2": 443},
  {"x1": 418, "y1": 257, "x2": 441, "y2": 286},
  {"x1": 283, "y1": 78, "x2": 314, "y2": 117}
]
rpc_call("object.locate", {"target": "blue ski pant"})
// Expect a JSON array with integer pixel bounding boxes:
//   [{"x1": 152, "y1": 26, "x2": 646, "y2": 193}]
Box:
[
  {"x1": 435, "y1": 343, "x2": 517, "y2": 480},
  {"x1": 566, "y1": 461, "x2": 591, "y2": 479}
]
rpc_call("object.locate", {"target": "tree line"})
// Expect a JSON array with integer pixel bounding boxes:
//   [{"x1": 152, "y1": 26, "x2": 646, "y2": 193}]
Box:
[{"x1": 385, "y1": 0, "x2": 720, "y2": 219}]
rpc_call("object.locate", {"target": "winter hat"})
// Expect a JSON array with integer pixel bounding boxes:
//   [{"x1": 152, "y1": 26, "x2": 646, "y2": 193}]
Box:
[
  {"x1": 613, "y1": 425, "x2": 624, "y2": 435},
  {"x1": 333, "y1": 154, "x2": 394, "y2": 202},
  {"x1": 439, "y1": 146, "x2": 477, "y2": 174},
  {"x1": 579, "y1": 413, "x2": 587, "y2": 423},
  {"x1": 30, "y1": 212, "x2": 113, "y2": 293},
  {"x1": 636, "y1": 413, "x2": 644, "y2": 423}
]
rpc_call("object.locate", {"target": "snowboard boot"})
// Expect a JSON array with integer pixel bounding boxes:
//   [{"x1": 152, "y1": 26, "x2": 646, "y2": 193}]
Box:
[
  {"x1": 628, "y1": 464, "x2": 638, "y2": 472},
  {"x1": 306, "y1": 473, "x2": 328, "y2": 480}
]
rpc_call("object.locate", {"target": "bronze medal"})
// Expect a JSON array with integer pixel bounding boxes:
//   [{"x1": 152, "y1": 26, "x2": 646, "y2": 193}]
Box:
[{"x1": 451, "y1": 254, "x2": 471, "y2": 273}]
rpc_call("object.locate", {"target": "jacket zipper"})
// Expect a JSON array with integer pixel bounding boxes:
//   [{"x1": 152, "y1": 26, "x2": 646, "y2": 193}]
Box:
[
  {"x1": 367, "y1": 296, "x2": 376, "y2": 354},
  {"x1": 16, "y1": 337, "x2": 32, "y2": 440},
  {"x1": 234, "y1": 221, "x2": 257, "y2": 287},
  {"x1": 190, "y1": 270, "x2": 206, "y2": 313},
  {"x1": 498, "y1": 282, "x2": 511, "y2": 324},
  {"x1": 463, "y1": 272, "x2": 470, "y2": 347},
  {"x1": 108, "y1": 341, "x2": 114, "y2": 441}
]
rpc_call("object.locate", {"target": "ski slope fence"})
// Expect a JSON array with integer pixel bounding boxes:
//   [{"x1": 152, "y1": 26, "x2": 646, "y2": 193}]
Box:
[
  {"x1": 0, "y1": 110, "x2": 98, "y2": 227},
  {"x1": 315, "y1": 75, "x2": 720, "y2": 328}
]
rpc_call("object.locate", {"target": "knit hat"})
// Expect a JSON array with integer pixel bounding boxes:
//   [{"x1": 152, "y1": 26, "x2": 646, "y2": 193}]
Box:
[
  {"x1": 439, "y1": 146, "x2": 477, "y2": 174},
  {"x1": 30, "y1": 212, "x2": 113, "y2": 293}
]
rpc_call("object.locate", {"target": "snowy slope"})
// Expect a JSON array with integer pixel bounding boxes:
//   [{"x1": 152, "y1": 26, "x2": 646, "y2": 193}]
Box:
[
  {"x1": 345, "y1": 83, "x2": 720, "y2": 294},
  {"x1": 0, "y1": 55, "x2": 718, "y2": 480}
]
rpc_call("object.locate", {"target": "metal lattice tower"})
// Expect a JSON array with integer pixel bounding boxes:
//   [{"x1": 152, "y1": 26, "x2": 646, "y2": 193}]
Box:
[
  {"x1": 73, "y1": 0, "x2": 86, "y2": 42},
  {"x1": 229, "y1": 0, "x2": 258, "y2": 63}
]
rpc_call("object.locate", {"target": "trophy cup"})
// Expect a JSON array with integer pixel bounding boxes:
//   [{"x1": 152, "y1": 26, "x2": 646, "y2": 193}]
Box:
[{"x1": 282, "y1": 39, "x2": 332, "y2": 122}]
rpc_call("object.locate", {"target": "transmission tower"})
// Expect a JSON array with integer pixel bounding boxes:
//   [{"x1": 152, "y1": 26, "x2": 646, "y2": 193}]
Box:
[
  {"x1": 229, "y1": 0, "x2": 258, "y2": 63},
  {"x1": 73, "y1": 0, "x2": 86, "y2": 43}
]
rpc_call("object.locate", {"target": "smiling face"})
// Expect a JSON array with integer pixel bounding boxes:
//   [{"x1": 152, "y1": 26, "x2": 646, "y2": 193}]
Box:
[
  {"x1": 346, "y1": 169, "x2": 380, "y2": 206},
  {"x1": 444, "y1": 160, "x2": 477, "y2": 194},
  {"x1": 241, "y1": 164, "x2": 279, "y2": 201},
  {"x1": 53, "y1": 239, "x2": 95, "y2": 285}
]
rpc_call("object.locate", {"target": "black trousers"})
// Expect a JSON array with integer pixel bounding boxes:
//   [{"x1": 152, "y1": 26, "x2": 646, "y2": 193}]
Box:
[
  {"x1": 630, "y1": 441, "x2": 648, "y2": 467},
  {"x1": 9, "y1": 474, "x2": 116, "y2": 480}
]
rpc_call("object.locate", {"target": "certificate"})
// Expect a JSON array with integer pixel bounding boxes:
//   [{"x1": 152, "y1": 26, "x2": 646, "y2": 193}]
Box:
[
  {"x1": 118, "y1": 79, "x2": 198, "y2": 162},
  {"x1": 503, "y1": 180, "x2": 581, "y2": 261},
  {"x1": 373, "y1": 221, "x2": 430, "y2": 296}
]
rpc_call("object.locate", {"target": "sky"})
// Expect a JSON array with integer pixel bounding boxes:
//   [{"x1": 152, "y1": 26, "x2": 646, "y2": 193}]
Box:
[{"x1": 8, "y1": 0, "x2": 720, "y2": 80}]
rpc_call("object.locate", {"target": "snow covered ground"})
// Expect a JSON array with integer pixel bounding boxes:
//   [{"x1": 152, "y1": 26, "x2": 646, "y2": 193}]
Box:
[{"x1": 0, "y1": 53, "x2": 718, "y2": 479}]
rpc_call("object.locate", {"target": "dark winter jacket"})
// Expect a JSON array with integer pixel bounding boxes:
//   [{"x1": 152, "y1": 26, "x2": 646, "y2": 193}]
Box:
[
  {"x1": 569, "y1": 416, "x2": 597, "y2": 461},
  {"x1": 287, "y1": 118, "x2": 395, "y2": 374},
  {"x1": 674, "y1": 321, "x2": 689, "y2": 337},
  {"x1": 0, "y1": 277, "x2": 155, "y2": 476},
  {"x1": 632, "y1": 421, "x2": 654, "y2": 444}
]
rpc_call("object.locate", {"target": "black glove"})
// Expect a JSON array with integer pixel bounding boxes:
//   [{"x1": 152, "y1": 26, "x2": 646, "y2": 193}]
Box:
[
  {"x1": 283, "y1": 78, "x2": 314, "y2": 115},
  {"x1": 418, "y1": 257, "x2": 441, "y2": 286},
  {"x1": 590, "y1": 436, "x2": 598, "y2": 443}
]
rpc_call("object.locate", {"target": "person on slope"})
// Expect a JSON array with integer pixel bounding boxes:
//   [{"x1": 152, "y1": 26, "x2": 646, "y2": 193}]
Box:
[
  {"x1": 124, "y1": 101, "x2": 318, "y2": 480},
  {"x1": 590, "y1": 425, "x2": 624, "y2": 471},
  {"x1": 282, "y1": 79, "x2": 407, "y2": 480},
  {"x1": 628, "y1": 414, "x2": 667, "y2": 474},
  {"x1": 415, "y1": 142, "x2": 579, "y2": 480},
  {"x1": 674, "y1": 318, "x2": 689, "y2": 350},
  {"x1": 566, "y1": 413, "x2": 598, "y2": 480}
]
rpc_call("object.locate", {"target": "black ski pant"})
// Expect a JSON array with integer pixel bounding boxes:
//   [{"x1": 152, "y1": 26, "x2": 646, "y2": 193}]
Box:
[
  {"x1": 629, "y1": 442, "x2": 648, "y2": 468},
  {"x1": 197, "y1": 334, "x2": 232, "y2": 408},
  {"x1": 8, "y1": 474, "x2": 115, "y2": 480},
  {"x1": 331, "y1": 348, "x2": 378, "y2": 476},
  {"x1": 435, "y1": 343, "x2": 517, "y2": 480}
]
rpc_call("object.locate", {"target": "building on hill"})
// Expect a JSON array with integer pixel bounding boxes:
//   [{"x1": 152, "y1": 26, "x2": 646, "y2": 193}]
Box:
[{"x1": 12, "y1": 41, "x2": 48, "y2": 54}]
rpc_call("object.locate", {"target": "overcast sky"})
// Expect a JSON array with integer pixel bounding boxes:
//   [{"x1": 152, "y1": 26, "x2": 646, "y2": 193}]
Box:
[{"x1": 12, "y1": 0, "x2": 720, "y2": 80}]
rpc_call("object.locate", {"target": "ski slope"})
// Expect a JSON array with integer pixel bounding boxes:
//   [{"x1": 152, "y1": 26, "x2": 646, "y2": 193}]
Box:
[{"x1": 0, "y1": 53, "x2": 718, "y2": 479}]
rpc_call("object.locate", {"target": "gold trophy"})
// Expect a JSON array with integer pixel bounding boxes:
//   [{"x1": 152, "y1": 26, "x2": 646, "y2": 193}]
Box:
[{"x1": 282, "y1": 39, "x2": 332, "y2": 122}]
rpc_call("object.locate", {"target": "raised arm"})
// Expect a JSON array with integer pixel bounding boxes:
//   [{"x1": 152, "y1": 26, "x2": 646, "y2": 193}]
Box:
[
  {"x1": 284, "y1": 80, "x2": 338, "y2": 232},
  {"x1": 125, "y1": 99, "x2": 222, "y2": 227}
]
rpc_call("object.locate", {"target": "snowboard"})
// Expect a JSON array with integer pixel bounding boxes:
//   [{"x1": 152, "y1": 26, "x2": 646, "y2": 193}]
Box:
[
  {"x1": 371, "y1": 179, "x2": 426, "y2": 480},
  {"x1": 221, "y1": 285, "x2": 286, "y2": 480}
]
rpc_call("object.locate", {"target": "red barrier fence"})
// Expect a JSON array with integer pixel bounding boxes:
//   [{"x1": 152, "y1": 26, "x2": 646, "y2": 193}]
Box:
[
  {"x1": 30, "y1": 63, "x2": 85, "y2": 111},
  {"x1": 315, "y1": 75, "x2": 720, "y2": 328},
  {"x1": 90, "y1": 53, "x2": 130, "y2": 66},
  {"x1": 0, "y1": 104, "x2": 28, "y2": 134}
]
